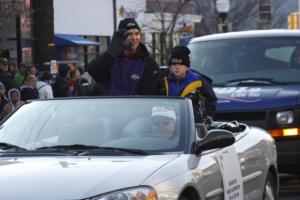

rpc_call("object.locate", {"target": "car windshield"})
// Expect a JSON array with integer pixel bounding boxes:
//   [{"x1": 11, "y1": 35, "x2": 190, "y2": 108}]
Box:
[
  {"x1": 0, "y1": 98, "x2": 187, "y2": 154},
  {"x1": 189, "y1": 37, "x2": 300, "y2": 85}
]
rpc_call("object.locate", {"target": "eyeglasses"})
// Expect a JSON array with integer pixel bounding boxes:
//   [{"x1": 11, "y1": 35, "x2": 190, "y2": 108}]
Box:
[{"x1": 152, "y1": 118, "x2": 172, "y2": 126}]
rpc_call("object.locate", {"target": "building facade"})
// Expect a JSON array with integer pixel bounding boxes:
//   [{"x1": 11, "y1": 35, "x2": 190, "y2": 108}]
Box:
[
  {"x1": 0, "y1": 0, "x2": 33, "y2": 70},
  {"x1": 2, "y1": 0, "x2": 297, "y2": 68},
  {"x1": 53, "y1": 0, "x2": 115, "y2": 68}
]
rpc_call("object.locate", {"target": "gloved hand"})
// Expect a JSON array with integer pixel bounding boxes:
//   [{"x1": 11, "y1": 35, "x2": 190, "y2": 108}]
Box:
[
  {"x1": 203, "y1": 116, "x2": 213, "y2": 126},
  {"x1": 107, "y1": 29, "x2": 133, "y2": 58},
  {"x1": 186, "y1": 90, "x2": 200, "y2": 105}
]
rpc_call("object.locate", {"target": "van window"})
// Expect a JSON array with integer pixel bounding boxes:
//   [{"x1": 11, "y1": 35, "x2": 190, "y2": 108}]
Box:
[
  {"x1": 189, "y1": 37, "x2": 300, "y2": 85},
  {"x1": 265, "y1": 46, "x2": 295, "y2": 63}
]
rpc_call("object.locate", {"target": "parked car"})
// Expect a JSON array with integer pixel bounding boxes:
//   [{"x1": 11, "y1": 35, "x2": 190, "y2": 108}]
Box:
[
  {"x1": 189, "y1": 29, "x2": 300, "y2": 174},
  {"x1": 0, "y1": 97, "x2": 278, "y2": 200}
]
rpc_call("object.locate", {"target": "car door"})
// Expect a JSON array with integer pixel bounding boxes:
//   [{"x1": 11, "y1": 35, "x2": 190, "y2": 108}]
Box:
[
  {"x1": 194, "y1": 150, "x2": 224, "y2": 200},
  {"x1": 233, "y1": 127, "x2": 267, "y2": 200},
  {"x1": 194, "y1": 142, "x2": 244, "y2": 200}
]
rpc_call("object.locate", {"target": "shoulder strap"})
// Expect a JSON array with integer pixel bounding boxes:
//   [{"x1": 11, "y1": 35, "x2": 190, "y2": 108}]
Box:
[{"x1": 38, "y1": 83, "x2": 48, "y2": 90}]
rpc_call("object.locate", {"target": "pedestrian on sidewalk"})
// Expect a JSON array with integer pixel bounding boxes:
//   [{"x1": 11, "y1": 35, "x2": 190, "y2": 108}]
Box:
[
  {"x1": 0, "y1": 57, "x2": 16, "y2": 92},
  {"x1": 36, "y1": 71, "x2": 53, "y2": 99},
  {"x1": 0, "y1": 82, "x2": 8, "y2": 120},
  {"x1": 0, "y1": 88, "x2": 24, "y2": 119},
  {"x1": 52, "y1": 64, "x2": 71, "y2": 97},
  {"x1": 20, "y1": 75, "x2": 39, "y2": 101}
]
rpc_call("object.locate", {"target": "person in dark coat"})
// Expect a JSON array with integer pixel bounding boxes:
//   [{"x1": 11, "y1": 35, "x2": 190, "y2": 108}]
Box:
[
  {"x1": 20, "y1": 75, "x2": 39, "y2": 101},
  {"x1": 88, "y1": 18, "x2": 160, "y2": 95},
  {"x1": 0, "y1": 82, "x2": 8, "y2": 119},
  {"x1": 52, "y1": 64, "x2": 71, "y2": 97},
  {"x1": 0, "y1": 57, "x2": 16, "y2": 92},
  {"x1": 160, "y1": 46, "x2": 217, "y2": 122},
  {"x1": 69, "y1": 68, "x2": 85, "y2": 96}
]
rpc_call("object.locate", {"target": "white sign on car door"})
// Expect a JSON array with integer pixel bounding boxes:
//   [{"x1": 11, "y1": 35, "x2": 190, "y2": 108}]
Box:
[{"x1": 216, "y1": 145, "x2": 244, "y2": 200}]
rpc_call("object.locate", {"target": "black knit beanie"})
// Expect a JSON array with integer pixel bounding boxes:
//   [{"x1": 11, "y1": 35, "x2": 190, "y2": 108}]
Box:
[
  {"x1": 169, "y1": 46, "x2": 190, "y2": 67},
  {"x1": 118, "y1": 18, "x2": 140, "y2": 32}
]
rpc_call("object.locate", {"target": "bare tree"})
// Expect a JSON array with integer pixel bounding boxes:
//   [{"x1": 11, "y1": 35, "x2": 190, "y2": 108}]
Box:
[
  {"x1": 144, "y1": 0, "x2": 193, "y2": 65},
  {"x1": 193, "y1": 0, "x2": 218, "y2": 35},
  {"x1": 228, "y1": 0, "x2": 258, "y2": 31},
  {"x1": 194, "y1": 0, "x2": 258, "y2": 32},
  {"x1": 271, "y1": 0, "x2": 287, "y2": 28}
]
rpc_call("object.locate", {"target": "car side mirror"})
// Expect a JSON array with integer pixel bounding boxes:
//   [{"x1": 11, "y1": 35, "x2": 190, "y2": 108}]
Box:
[{"x1": 194, "y1": 129, "x2": 235, "y2": 155}]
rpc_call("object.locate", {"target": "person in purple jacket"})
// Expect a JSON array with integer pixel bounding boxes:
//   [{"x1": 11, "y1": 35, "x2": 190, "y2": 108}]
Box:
[{"x1": 88, "y1": 18, "x2": 160, "y2": 95}]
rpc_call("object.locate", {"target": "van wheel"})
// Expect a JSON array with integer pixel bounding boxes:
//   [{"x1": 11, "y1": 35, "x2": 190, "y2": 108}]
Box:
[{"x1": 263, "y1": 172, "x2": 276, "y2": 200}]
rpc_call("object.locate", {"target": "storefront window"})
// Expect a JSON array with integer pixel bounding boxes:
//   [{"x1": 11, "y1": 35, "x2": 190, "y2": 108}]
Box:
[{"x1": 78, "y1": 36, "x2": 109, "y2": 69}]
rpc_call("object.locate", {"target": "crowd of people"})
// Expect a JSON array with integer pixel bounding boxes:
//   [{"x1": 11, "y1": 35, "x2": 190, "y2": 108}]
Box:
[
  {"x1": 0, "y1": 17, "x2": 218, "y2": 124},
  {"x1": 0, "y1": 57, "x2": 93, "y2": 120}
]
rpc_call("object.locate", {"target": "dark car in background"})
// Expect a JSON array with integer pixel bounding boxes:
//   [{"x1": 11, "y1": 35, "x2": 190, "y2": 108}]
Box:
[{"x1": 189, "y1": 29, "x2": 300, "y2": 173}]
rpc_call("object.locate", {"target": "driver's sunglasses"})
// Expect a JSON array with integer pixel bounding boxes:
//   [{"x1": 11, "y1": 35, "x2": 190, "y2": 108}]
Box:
[{"x1": 152, "y1": 118, "x2": 172, "y2": 126}]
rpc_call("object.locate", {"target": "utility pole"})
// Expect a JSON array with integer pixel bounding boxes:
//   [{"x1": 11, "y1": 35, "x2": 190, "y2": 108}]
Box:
[{"x1": 113, "y1": 0, "x2": 117, "y2": 32}]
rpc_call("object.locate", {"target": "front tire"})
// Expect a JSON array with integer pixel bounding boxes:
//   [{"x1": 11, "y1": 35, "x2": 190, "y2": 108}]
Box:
[{"x1": 263, "y1": 172, "x2": 277, "y2": 200}]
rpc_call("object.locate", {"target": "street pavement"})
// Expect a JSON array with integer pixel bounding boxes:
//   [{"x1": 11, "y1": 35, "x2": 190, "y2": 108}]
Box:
[{"x1": 278, "y1": 174, "x2": 300, "y2": 200}]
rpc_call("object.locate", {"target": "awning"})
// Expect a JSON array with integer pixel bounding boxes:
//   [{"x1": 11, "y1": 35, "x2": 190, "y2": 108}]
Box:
[{"x1": 55, "y1": 34, "x2": 100, "y2": 46}]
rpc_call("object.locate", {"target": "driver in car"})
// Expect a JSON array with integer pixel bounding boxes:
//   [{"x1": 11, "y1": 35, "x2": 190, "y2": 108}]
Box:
[{"x1": 151, "y1": 106, "x2": 177, "y2": 142}]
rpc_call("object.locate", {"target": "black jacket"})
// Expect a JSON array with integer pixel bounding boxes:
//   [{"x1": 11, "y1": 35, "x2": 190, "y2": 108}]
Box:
[
  {"x1": 52, "y1": 75, "x2": 70, "y2": 97},
  {"x1": 20, "y1": 86, "x2": 39, "y2": 101},
  {"x1": 52, "y1": 64, "x2": 71, "y2": 97},
  {"x1": 88, "y1": 43, "x2": 160, "y2": 95},
  {"x1": 0, "y1": 96, "x2": 8, "y2": 113},
  {"x1": 159, "y1": 68, "x2": 217, "y2": 121},
  {"x1": 0, "y1": 71, "x2": 15, "y2": 92}
]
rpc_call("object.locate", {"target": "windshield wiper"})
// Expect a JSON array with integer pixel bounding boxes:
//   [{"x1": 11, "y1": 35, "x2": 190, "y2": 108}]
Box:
[
  {"x1": 36, "y1": 144, "x2": 148, "y2": 155},
  {"x1": 0, "y1": 142, "x2": 28, "y2": 151},
  {"x1": 36, "y1": 144, "x2": 102, "y2": 150},
  {"x1": 225, "y1": 78, "x2": 285, "y2": 86},
  {"x1": 80, "y1": 146, "x2": 149, "y2": 156}
]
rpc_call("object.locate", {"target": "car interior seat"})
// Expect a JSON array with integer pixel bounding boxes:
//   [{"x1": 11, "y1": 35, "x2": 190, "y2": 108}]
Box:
[
  {"x1": 122, "y1": 116, "x2": 152, "y2": 137},
  {"x1": 58, "y1": 117, "x2": 107, "y2": 146}
]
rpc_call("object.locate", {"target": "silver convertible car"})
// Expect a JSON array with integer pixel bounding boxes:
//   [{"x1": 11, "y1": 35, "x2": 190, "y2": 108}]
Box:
[{"x1": 0, "y1": 97, "x2": 277, "y2": 200}]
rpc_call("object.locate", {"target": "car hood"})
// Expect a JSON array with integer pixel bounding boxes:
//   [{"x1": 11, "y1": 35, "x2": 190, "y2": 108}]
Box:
[
  {"x1": 214, "y1": 85, "x2": 300, "y2": 111},
  {"x1": 0, "y1": 155, "x2": 179, "y2": 200}
]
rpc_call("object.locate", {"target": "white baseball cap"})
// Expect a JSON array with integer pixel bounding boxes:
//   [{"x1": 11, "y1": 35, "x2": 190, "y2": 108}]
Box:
[{"x1": 151, "y1": 106, "x2": 176, "y2": 121}]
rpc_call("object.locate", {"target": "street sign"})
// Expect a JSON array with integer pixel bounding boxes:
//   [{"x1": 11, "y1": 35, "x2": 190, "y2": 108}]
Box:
[{"x1": 50, "y1": 60, "x2": 57, "y2": 74}]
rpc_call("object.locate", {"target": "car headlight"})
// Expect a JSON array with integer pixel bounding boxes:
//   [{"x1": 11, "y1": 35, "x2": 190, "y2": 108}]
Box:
[
  {"x1": 276, "y1": 111, "x2": 294, "y2": 125},
  {"x1": 90, "y1": 186, "x2": 158, "y2": 200}
]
